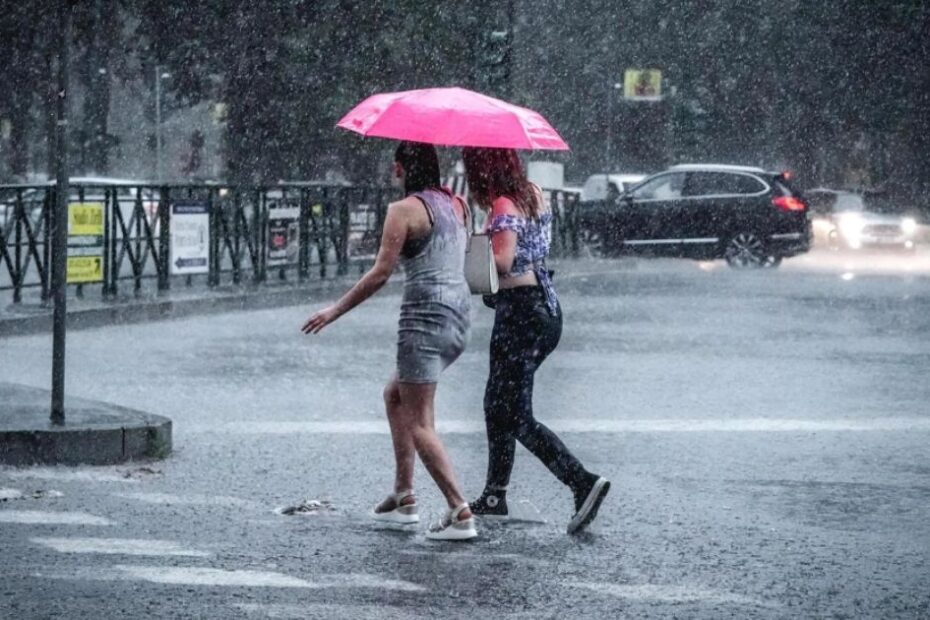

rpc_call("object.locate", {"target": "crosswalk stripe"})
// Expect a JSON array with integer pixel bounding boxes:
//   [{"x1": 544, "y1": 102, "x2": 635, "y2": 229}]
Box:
[
  {"x1": 31, "y1": 537, "x2": 209, "y2": 557},
  {"x1": 114, "y1": 566, "x2": 319, "y2": 588},
  {"x1": 185, "y1": 416, "x2": 930, "y2": 435},
  {"x1": 0, "y1": 510, "x2": 113, "y2": 525},
  {"x1": 0, "y1": 487, "x2": 23, "y2": 500}
]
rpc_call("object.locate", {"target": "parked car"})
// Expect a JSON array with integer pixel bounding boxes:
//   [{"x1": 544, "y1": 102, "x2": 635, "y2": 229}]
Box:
[
  {"x1": 806, "y1": 188, "x2": 918, "y2": 251},
  {"x1": 600, "y1": 164, "x2": 811, "y2": 268}
]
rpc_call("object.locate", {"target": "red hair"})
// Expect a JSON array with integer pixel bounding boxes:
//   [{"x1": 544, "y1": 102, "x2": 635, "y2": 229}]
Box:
[{"x1": 462, "y1": 148, "x2": 540, "y2": 219}]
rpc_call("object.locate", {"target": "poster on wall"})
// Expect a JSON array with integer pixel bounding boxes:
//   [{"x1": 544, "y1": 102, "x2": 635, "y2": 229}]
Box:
[
  {"x1": 66, "y1": 202, "x2": 104, "y2": 284},
  {"x1": 170, "y1": 201, "x2": 210, "y2": 275},
  {"x1": 267, "y1": 206, "x2": 300, "y2": 267}
]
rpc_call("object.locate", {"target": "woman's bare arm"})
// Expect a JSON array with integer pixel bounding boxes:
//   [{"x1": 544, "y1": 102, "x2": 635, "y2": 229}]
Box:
[
  {"x1": 301, "y1": 200, "x2": 413, "y2": 334},
  {"x1": 489, "y1": 196, "x2": 520, "y2": 274}
]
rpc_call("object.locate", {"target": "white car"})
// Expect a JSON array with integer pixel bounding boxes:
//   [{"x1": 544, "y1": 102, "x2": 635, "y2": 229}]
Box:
[{"x1": 806, "y1": 188, "x2": 918, "y2": 251}]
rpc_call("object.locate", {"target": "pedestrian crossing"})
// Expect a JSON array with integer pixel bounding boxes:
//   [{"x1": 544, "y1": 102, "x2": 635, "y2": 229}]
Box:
[{"x1": 0, "y1": 480, "x2": 430, "y2": 607}]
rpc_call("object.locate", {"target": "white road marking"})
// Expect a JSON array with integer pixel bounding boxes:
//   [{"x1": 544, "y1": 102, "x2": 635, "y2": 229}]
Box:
[
  {"x1": 233, "y1": 603, "x2": 427, "y2": 619},
  {"x1": 0, "y1": 487, "x2": 23, "y2": 500},
  {"x1": 115, "y1": 565, "x2": 315, "y2": 588},
  {"x1": 106, "y1": 566, "x2": 426, "y2": 592},
  {"x1": 0, "y1": 510, "x2": 113, "y2": 526},
  {"x1": 4, "y1": 468, "x2": 138, "y2": 484},
  {"x1": 31, "y1": 537, "x2": 209, "y2": 557},
  {"x1": 113, "y1": 492, "x2": 261, "y2": 509},
  {"x1": 567, "y1": 581, "x2": 776, "y2": 607},
  {"x1": 186, "y1": 416, "x2": 930, "y2": 435}
]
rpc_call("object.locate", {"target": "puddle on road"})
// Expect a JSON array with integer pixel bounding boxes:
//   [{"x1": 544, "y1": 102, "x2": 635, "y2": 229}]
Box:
[{"x1": 275, "y1": 498, "x2": 337, "y2": 516}]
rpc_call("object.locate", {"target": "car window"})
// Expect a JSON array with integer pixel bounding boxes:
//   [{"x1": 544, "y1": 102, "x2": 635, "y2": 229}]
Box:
[
  {"x1": 805, "y1": 193, "x2": 835, "y2": 215},
  {"x1": 630, "y1": 173, "x2": 686, "y2": 200},
  {"x1": 834, "y1": 194, "x2": 865, "y2": 212},
  {"x1": 684, "y1": 172, "x2": 765, "y2": 197}
]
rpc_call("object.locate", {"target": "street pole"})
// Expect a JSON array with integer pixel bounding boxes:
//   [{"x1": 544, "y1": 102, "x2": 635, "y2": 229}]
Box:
[
  {"x1": 155, "y1": 64, "x2": 162, "y2": 182},
  {"x1": 50, "y1": 0, "x2": 72, "y2": 426}
]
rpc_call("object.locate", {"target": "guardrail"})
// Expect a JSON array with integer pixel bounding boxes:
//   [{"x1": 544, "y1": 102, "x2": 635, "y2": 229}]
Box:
[{"x1": 0, "y1": 183, "x2": 582, "y2": 304}]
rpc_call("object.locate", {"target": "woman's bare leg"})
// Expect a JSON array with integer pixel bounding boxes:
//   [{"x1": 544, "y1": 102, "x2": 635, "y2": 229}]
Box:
[
  {"x1": 383, "y1": 377, "x2": 416, "y2": 494},
  {"x1": 398, "y1": 382, "x2": 469, "y2": 512}
]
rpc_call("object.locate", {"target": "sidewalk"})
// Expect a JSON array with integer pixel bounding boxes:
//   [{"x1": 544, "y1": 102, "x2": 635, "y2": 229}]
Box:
[
  {"x1": 0, "y1": 273, "x2": 380, "y2": 337},
  {"x1": 0, "y1": 382, "x2": 171, "y2": 466}
]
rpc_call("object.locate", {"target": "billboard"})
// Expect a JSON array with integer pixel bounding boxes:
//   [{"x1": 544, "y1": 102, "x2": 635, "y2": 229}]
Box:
[
  {"x1": 624, "y1": 69, "x2": 663, "y2": 101},
  {"x1": 170, "y1": 201, "x2": 210, "y2": 275},
  {"x1": 66, "y1": 202, "x2": 104, "y2": 284}
]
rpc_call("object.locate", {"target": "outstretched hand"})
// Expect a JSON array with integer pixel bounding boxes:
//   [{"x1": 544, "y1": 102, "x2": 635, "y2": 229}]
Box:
[{"x1": 301, "y1": 306, "x2": 339, "y2": 334}]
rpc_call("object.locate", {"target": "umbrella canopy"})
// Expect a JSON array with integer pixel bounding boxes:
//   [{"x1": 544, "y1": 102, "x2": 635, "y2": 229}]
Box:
[{"x1": 336, "y1": 87, "x2": 569, "y2": 151}]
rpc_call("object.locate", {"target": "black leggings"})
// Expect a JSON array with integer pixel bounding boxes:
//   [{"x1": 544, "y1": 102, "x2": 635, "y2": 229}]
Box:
[{"x1": 483, "y1": 286, "x2": 588, "y2": 490}]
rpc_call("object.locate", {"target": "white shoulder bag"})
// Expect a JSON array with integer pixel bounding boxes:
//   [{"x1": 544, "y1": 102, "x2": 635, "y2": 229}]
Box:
[
  {"x1": 465, "y1": 232, "x2": 499, "y2": 295},
  {"x1": 457, "y1": 197, "x2": 499, "y2": 295}
]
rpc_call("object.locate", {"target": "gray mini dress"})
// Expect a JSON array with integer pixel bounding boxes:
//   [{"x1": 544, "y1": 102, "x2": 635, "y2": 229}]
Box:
[{"x1": 396, "y1": 189, "x2": 471, "y2": 384}]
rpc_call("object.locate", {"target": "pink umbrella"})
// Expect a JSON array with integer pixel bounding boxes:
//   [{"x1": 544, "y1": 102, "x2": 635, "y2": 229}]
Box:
[{"x1": 336, "y1": 87, "x2": 569, "y2": 151}]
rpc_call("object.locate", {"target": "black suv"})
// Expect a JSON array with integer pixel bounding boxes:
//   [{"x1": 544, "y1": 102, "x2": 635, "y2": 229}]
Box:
[{"x1": 596, "y1": 164, "x2": 812, "y2": 268}]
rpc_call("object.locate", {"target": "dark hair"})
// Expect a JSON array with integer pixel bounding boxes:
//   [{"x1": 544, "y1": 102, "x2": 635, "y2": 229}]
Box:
[
  {"x1": 394, "y1": 141, "x2": 441, "y2": 195},
  {"x1": 461, "y1": 147, "x2": 540, "y2": 218}
]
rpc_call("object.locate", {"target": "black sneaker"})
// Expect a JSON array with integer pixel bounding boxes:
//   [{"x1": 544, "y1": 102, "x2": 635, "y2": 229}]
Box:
[
  {"x1": 567, "y1": 475, "x2": 610, "y2": 534},
  {"x1": 469, "y1": 491, "x2": 509, "y2": 520}
]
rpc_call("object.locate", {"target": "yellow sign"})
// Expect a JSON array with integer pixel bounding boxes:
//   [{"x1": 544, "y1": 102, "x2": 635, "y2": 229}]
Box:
[
  {"x1": 624, "y1": 69, "x2": 663, "y2": 100},
  {"x1": 69, "y1": 202, "x2": 104, "y2": 236},
  {"x1": 67, "y1": 255, "x2": 103, "y2": 283}
]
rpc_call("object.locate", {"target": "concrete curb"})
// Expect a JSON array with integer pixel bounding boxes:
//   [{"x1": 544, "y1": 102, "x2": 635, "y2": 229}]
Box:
[
  {"x1": 0, "y1": 275, "x2": 400, "y2": 338},
  {"x1": 0, "y1": 383, "x2": 172, "y2": 466}
]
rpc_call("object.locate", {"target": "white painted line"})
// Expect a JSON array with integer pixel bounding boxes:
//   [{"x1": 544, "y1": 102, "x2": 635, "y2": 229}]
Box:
[
  {"x1": 567, "y1": 582, "x2": 776, "y2": 608},
  {"x1": 31, "y1": 537, "x2": 209, "y2": 557},
  {"x1": 0, "y1": 510, "x2": 113, "y2": 526},
  {"x1": 0, "y1": 487, "x2": 23, "y2": 500},
  {"x1": 113, "y1": 492, "x2": 261, "y2": 509},
  {"x1": 318, "y1": 573, "x2": 426, "y2": 593},
  {"x1": 40, "y1": 565, "x2": 428, "y2": 594},
  {"x1": 115, "y1": 565, "x2": 315, "y2": 588},
  {"x1": 186, "y1": 416, "x2": 930, "y2": 435},
  {"x1": 4, "y1": 469, "x2": 138, "y2": 484}
]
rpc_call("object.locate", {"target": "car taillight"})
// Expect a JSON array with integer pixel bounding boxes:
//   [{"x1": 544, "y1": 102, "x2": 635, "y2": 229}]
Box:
[{"x1": 773, "y1": 196, "x2": 806, "y2": 212}]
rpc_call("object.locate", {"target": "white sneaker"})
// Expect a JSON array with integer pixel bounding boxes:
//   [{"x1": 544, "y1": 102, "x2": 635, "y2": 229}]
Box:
[
  {"x1": 371, "y1": 490, "x2": 419, "y2": 525},
  {"x1": 426, "y1": 503, "x2": 478, "y2": 541}
]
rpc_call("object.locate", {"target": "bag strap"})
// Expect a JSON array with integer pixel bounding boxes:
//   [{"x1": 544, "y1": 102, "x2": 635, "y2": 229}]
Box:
[{"x1": 453, "y1": 195, "x2": 471, "y2": 234}]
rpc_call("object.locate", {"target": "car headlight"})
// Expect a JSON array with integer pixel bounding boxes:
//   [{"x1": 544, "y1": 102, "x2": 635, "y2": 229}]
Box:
[
  {"x1": 838, "y1": 213, "x2": 864, "y2": 238},
  {"x1": 901, "y1": 217, "x2": 917, "y2": 235}
]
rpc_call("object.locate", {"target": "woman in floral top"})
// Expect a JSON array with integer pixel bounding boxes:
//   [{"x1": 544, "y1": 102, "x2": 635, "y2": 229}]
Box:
[{"x1": 462, "y1": 147, "x2": 610, "y2": 535}]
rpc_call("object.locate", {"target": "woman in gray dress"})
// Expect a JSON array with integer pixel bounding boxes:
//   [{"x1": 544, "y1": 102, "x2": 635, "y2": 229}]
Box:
[{"x1": 302, "y1": 142, "x2": 476, "y2": 540}]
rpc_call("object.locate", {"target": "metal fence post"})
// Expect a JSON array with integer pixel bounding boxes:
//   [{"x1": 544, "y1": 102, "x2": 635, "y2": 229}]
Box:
[
  {"x1": 157, "y1": 186, "x2": 170, "y2": 292},
  {"x1": 40, "y1": 189, "x2": 52, "y2": 305},
  {"x1": 255, "y1": 188, "x2": 266, "y2": 284},
  {"x1": 336, "y1": 189, "x2": 350, "y2": 276},
  {"x1": 102, "y1": 186, "x2": 112, "y2": 298},
  {"x1": 298, "y1": 189, "x2": 310, "y2": 283},
  {"x1": 13, "y1": 190, "x2": 23, "y2": 304},
  {"x1": 208, "y1": 188, "x2": 219, "y2": 288}
]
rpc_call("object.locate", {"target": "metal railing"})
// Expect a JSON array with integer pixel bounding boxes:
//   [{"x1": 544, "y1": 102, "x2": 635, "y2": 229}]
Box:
[{"x1": 0, "y1": 183, "x2": 582, "y2": 304}]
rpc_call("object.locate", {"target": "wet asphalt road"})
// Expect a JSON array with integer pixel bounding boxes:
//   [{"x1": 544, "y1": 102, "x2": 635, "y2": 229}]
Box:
[{"x1": 1, "y1": 251, "x2": 929, "y2": 619}]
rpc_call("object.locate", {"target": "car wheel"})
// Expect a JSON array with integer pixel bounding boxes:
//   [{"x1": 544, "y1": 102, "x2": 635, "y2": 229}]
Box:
[
  {"x1": 761, "y1": 255, "x2": 782, "y2": 268},
  {"x1": 725, "y1": 232, "x2": 768, "y2": 269}
]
